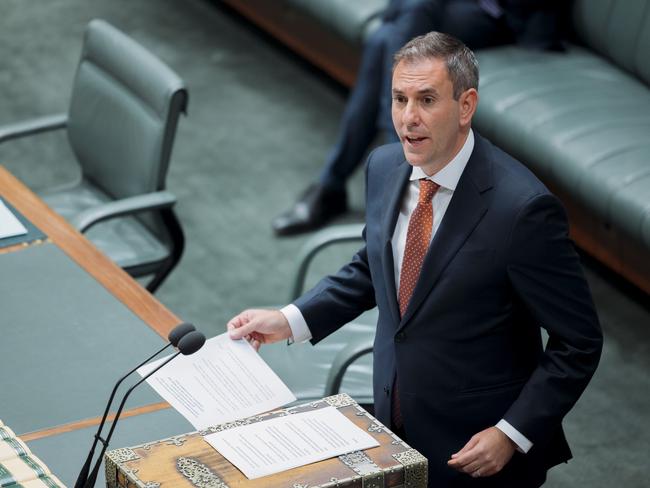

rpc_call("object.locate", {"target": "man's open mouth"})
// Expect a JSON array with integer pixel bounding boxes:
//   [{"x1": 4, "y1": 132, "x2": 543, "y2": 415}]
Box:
[{"x1": 405, "y1": 136, "x2": 427, "y2": 145}]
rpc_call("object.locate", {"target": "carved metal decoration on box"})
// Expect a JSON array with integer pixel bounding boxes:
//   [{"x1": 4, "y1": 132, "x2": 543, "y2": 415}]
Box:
[{"x1": 105, "y1": 393, "x2": 427, "y2": 488}]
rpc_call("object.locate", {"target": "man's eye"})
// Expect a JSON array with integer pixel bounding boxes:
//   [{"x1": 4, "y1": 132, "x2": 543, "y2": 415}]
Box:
[
  {"x1": 423, "y1": 97, "x2": 435, "y2": 105},
  {"x1": 393, "y1": 96, "x2": 406, "y2": 103}
]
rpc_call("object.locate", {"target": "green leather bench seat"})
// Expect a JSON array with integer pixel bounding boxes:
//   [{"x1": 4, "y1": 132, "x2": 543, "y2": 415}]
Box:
[
  {"x1": 287, "y1": 0, "x2": 387, "y2": 44},
  {"x1": 475, "y1": 45, "x2": 650, "y2": 244},
  {"x1": 220, "y1": 0, "x2": 389, "y2": 86},
  {"x1": 473, "y1": 0, "x2": 650, "y2": 292}
]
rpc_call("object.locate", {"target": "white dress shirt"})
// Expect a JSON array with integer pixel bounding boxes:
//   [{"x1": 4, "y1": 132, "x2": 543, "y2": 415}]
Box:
[{"x1": 281, "y1": 129, "x2": 532, "y2": 453}]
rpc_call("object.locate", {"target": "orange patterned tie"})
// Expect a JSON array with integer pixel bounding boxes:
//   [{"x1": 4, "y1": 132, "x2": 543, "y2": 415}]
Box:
[
  {"x1": 392, "y1": 178, "x2": 439, "y2": 429},
  {"x1": 398, "y1": 179, "x2": 439, "y2": 316}
]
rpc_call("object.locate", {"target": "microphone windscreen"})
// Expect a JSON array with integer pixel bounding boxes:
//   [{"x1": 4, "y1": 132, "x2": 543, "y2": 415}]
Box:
[
  {"x1": 177, "y1": 331, "x2": 206, "y2": 355},
  {"x1": 168, "y1": 322, "x2": 196, "y2": 346}
]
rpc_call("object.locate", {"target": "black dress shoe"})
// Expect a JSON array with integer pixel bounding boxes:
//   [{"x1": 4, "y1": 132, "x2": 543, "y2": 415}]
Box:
[{"x1": 272, "y1": 184, "x2": 348, "y2": 236}]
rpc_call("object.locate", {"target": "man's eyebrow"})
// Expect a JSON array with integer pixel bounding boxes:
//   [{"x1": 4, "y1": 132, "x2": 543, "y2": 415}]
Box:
[
  {"x1": 391, "y1": 87, "x2": 439, "y2": 96},
  {"x1": 417, "y1": 87, "x2": 439, "y2": 96}
]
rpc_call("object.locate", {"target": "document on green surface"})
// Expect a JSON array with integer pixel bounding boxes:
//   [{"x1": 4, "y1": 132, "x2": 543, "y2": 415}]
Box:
[{"x1": 0, "y1": 199, "x2": 27, "y2": 239}]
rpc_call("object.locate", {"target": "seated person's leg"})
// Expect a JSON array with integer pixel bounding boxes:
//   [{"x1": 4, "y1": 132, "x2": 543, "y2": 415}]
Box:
[
  {"x1": 440, "y1": 0, "x2": 515, "y2": 49},
  {"x1": 319, "y1": 22, "x2": 395, "y2": 193},
  {"x1": 378, "y1": 0, "x2": 443, "y2": 140},
  {"x1": 272, "y1": 22, "x2": 398, "y2": 236}
]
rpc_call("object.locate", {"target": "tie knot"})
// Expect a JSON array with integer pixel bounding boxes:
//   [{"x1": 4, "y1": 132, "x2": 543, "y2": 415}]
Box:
[{"x1": 418, "y1": 179, "x2": 439, "y2": 203}]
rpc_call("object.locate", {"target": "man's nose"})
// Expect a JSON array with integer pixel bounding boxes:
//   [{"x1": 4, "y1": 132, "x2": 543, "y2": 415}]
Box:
[{"x1": 403, "y1": 100, "x2": 420, "y2": 126}]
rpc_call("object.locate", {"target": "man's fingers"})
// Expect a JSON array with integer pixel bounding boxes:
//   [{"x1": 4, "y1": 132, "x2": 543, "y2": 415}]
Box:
[
  {"x1": 461, "y1": 459, "x2": 482, "y2": 475},
  {"x1": 450, "y1": 435, "x2": 479, "y2": 459},
  {"x1": 227, "y1": 312, "x2": 251, "y2": 333},
  {"x1": 448, "y1": 428, "x2": 515, "y2": 477},
  {"x1": 227, "y1": 309, "x2": 288, "y2": 345},
  {"x1": 476, "y1": 465, "x2": 498, "y2": 477},
  {"x1": 228, "y1": 317, "x2": 258, "y2": 340},
  {"x1": 447, "y1": 449, "x2": 478, "y2": 469}
]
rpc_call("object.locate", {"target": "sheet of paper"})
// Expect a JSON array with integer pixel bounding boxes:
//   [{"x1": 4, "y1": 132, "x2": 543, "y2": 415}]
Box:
[
  {"x1": 138, "y1": 333, "x2": 296, "y2": 429},
  {"x1": 204, "y1": 406, "x2": 380, "y2": 479},
  {"x1": 0, "y1": 200, "x2": 27, "y2": 239}
]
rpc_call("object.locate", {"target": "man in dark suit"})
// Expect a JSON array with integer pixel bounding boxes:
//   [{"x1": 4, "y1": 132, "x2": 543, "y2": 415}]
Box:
[{"x1": 229, "y1": 31, "x2": 602, "y2": 487}]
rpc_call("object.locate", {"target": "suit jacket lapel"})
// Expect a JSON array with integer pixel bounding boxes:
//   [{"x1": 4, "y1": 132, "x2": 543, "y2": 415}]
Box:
[
  {"x1": 399, "y1": 135, "x2": 494, "y2": 327},
  {"x1": 380, "y1": 160, "x2": 411, "y2": 326}
]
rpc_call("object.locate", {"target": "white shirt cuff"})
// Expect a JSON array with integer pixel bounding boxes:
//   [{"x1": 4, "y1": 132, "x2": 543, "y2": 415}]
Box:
[
  {"x1": 280, "y1": 304, "x2": 312, "y2": 343},
  {"x1": 496, "y1": 419, "x2": 533, "y2": 453}
]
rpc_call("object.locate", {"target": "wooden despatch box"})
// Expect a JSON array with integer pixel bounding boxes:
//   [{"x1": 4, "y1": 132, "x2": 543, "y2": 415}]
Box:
[{"x1": 105, "y1": 394, "x2": 427, "y2": 488}]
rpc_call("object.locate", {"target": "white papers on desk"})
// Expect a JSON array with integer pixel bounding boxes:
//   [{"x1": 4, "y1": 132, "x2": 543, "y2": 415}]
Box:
[
  {"x1": 205, "y1": 406, "x2": 380, "y2": 479},
  {"x1": 0, "y1": 199, "x2": 27, "y2": 239},
  {"x1": 137, "y1": 333, "x2": 296, "y2": 429}
]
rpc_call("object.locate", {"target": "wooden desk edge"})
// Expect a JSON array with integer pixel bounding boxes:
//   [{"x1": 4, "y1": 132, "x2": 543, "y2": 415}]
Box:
[
  {"x1": 0, "y1": 166, "x2": 180, "y2": 338},
  {"x1": 19, "y1": 402, "x2": 172, "y2": 442}
]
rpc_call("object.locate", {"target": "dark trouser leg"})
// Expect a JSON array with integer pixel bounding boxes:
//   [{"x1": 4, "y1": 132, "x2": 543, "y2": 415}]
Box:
[
  {"x1": 320, "y1": 0, "x2": 443, "y2": 190},
  {"x1": 439, "y1": 0, "x2": 515, "y2": 50},
  {"x1": 318, "y1": 23, "x2": 391, "y2": 191}
]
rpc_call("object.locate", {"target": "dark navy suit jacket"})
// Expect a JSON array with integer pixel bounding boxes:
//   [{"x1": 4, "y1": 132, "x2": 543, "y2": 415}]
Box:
[{"x1": 295, "y1": 133, "x2": 602, "y2": 486}]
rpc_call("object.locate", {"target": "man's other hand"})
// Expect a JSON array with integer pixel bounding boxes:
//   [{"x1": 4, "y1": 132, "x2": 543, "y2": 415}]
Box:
[
  {"x1": 447, "y1": 426, "x2": 516, "y2": 478},
  {"x1": 227, "y1": 309, "x2": 292, "y2": 351}
]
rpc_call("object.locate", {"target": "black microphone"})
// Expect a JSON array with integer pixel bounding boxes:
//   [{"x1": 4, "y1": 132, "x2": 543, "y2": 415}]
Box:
[
  {"x1": 175, "y1": 330, "x2": 206, "y2": 355},
  {"x1": 74, "y1": 322, "x2": 196, "y2": 488},
  {"x1": 83, "y1": 330, "x2": 206, "y2": 488},
  {"x1": 168, "y1": 322, "x2": 196, "y2": 346}
]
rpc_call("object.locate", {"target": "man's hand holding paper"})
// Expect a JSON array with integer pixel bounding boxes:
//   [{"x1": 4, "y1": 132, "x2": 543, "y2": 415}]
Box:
[
  {"x1": 138, "y1": 333, "x2": 296, "y2": 429},
  {"x1": 227, "y1": 308, "x2": 293, "y2": 351}
]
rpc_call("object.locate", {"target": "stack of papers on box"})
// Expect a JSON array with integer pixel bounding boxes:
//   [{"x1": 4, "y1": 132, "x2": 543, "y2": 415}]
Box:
[{"x1": 138, "y1": 333, "x2": 379, "y2": 479}]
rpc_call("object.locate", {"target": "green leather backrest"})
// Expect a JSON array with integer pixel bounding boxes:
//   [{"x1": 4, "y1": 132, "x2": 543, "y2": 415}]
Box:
[
  {"x1": 289, "y1": 0, "x2": 388, "y2": 43},
  {"x1": 67, "y1": 19, "x2": 187, "y2": 200},
  {"x1": 573, "y1": 0, "x2": 650, "y2": 86}
]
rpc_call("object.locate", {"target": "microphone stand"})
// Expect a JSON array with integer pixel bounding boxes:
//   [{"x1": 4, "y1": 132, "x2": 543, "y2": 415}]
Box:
[
  {"x1": 82, "y1": 352, "x2": 181, "y2": 488},
  {"x1": 73, "y1": 343, "x2": 173, "y2": 488}
]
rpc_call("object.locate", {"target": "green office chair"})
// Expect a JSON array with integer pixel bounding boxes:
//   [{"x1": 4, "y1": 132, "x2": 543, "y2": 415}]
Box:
[
  {"x1": 0, "y1": 19, "x2": 187, "y2": 293},
  {"x1": 258, "y1": 223, "x2": 377, "y2": 409}
]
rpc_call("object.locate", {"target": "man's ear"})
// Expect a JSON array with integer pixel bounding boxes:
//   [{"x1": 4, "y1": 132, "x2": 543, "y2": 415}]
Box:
[{"x1": 459, "y1": 88, "x2": 478, "y2": 126}]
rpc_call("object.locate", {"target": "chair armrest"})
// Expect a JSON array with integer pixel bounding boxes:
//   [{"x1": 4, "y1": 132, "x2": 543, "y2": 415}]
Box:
[
  {"x1": 324, "y1": 335, "x2": 374, "y2": 396},
  {"x1": 289, "y1": 223, "x2": 365, "y2": 301},
  {"x1": 71, "y1": 190, "x2": 177, "y2": 232},
  {"x1": 0, "y1": 113, "x2": 68, "y2": 143}
]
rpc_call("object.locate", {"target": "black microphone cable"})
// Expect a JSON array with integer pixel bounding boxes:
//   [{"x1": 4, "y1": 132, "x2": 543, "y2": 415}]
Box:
[
  {"x1": 82, "y1": 330, "x2": 206, "y2": 488},
  {"x1": 74, "y1": 322, "x2": 195, "y2": 488}
]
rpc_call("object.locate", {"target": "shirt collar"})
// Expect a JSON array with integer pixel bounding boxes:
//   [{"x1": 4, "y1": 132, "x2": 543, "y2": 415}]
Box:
[{"x1": 409, "y1": 129, "x2": 474, "y2": 191}]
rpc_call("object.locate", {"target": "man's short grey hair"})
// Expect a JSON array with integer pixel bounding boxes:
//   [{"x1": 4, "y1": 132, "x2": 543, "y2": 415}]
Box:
[{"x1": 393, "y1": 31, "x2": 479, "y2": 100}]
